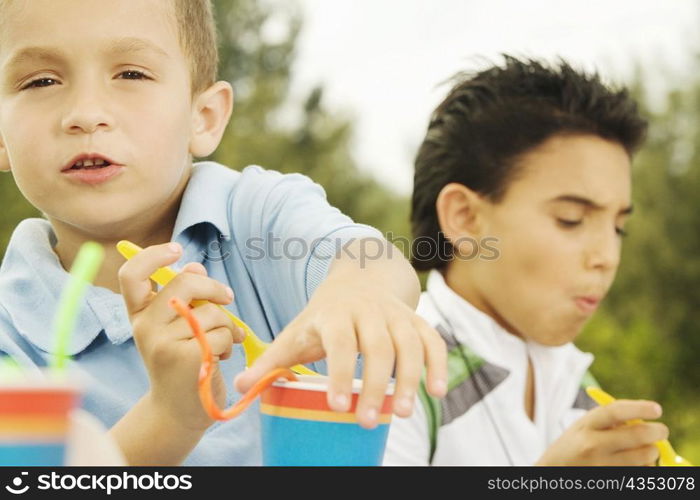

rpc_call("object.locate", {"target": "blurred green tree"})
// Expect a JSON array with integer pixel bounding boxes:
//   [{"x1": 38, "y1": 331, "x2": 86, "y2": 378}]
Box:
[{"x1": 210, "y1": 0, "x2": 409, "y2": 237}]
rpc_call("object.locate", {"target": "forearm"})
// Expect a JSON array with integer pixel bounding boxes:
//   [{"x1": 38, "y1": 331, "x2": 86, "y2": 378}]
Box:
[
  {"x1": 325, "y1": 238, "x2": 420, "y2": 308},
  {"x1": 109, "y1": 393, "x2": 206, "y2": 466}
]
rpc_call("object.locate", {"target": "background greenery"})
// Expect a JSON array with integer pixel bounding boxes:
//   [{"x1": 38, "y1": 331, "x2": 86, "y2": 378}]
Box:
[{"x1": 0, "y1": 0, "x2": 696, "y2": 463}]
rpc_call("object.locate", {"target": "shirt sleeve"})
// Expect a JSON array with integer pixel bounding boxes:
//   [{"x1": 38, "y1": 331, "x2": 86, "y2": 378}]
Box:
[
  {"x1": 230, "y1": 166, "x2": 384, "y2": 329},
  {"x1": 382, "y1": 396, "x2": 431, "y2": 466}
]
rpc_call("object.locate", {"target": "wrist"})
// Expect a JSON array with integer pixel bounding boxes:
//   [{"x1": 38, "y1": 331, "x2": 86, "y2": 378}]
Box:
[{"x1": 144, "y1": 390, "x2": 212, "y2": 435}]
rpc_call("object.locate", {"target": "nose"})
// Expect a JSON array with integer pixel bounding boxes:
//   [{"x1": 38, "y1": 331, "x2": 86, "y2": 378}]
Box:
[
  {"x1": 61, "y1": 80, "x2": 114, "y2": 135},
  {"x1": 584, "y1": 226, "x2": 621, "y2": 273}
]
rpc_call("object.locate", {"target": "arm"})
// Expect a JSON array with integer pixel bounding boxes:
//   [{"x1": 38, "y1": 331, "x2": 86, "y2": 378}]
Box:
[
  {"x1": 236, "y1": 236, "x2": 447, "y2": 428},
  {"x1": 112, "y1": 244, "x2": 244, "y2": 465},
  {"x1": 109, "y1": 394, "x2": 206, "y2": 466},
  {"x1": 324, "y1": 237, "x2": 421, "y2": 308}
]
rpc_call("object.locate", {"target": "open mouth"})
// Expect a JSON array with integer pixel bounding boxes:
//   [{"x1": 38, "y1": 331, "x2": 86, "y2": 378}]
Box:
[{"x1": 70, "y1": 159, "x2": 112, "y2": 170}]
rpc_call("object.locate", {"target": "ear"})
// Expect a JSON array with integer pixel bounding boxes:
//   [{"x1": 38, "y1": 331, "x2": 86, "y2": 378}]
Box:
[
  {"x1": 435, "y1": 183, "x2": 486, "y2": 257},
  {"x1": 188, "y1": 81, "x2": 234, "y2": 158},
  {"x1": 0, "y1": 133, "x2": 10, "y2": 172}
]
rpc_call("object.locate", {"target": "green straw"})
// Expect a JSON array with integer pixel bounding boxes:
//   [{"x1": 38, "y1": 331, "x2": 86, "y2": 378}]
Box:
[{"x1": 51, "y1": 241, "x2": 105, "y2": 372}]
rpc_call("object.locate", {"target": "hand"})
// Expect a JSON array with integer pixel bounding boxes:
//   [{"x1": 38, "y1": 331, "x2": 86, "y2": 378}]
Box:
[
  {"x1": 537, "y1": 400, "x2": 669, "y2": 466},
  {"x1": 118, "y1": 242, "x2": 245, "y2": 431},
  {"x1": 234, "y1": 276, "x2": 448, "y2": 429}
]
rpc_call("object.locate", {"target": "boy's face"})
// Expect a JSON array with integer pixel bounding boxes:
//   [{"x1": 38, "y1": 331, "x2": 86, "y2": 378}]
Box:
[
  {"x1": 450, "y1": 134, "x2": 631, "y2": 346},
  {"x1": 0, "y1": 0, "x2": 197, "y2": 236}
]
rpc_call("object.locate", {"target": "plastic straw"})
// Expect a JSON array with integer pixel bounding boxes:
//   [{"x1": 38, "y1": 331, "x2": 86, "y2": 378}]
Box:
[{"x1": 51, "y1": 242, "x2": 105, "y2": 372}]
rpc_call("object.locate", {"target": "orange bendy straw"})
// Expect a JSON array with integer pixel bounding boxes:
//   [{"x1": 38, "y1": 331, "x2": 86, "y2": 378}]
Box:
[{"x1": 169, "y1": 296, "x2": 297, "y2": 420}]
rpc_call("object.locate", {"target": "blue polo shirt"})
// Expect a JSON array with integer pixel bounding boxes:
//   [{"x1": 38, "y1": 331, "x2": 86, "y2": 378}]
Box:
[{"x1": 0, "y1": 161, "x2": 382, "y2": 465}]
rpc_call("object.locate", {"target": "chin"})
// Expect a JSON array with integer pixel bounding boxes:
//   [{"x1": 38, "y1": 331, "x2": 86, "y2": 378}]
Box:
[
  {"x1": 536, "y1": 327, "x2": 583, "y2": 347},
  {"x1": 55, "y1": 210, "x2": 134, "y2": 237}
]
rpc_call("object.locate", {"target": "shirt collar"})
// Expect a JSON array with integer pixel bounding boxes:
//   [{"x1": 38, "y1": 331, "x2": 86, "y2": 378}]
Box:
[
  {"x1": 171, "y1": 161, "x2": 239, "y2": 242},
  {"x1": 0, "y1": 219, "x2": 131, "y2": 355}
]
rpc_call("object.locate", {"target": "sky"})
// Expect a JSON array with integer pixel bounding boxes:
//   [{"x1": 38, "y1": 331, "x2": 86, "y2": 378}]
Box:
[{"x1": 286, "y1": 0, "x2": 700, "y2": 194}]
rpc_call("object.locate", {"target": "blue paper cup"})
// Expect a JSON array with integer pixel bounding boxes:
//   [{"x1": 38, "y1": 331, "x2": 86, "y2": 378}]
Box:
[{"x1": 260, "y1": 375, "x2": 394, "y2": 466}]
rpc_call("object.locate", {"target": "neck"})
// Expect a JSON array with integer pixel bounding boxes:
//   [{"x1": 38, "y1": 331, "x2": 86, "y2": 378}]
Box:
[
  {"x1": 50, "y1": 197, "x2": 184, "y2": 295},
  {"x1": 442, "y1": 263, "x2": 523, "y2": 339}
]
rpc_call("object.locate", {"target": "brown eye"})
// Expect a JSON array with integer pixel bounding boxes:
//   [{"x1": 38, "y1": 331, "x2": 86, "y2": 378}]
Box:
[
  {"x1": 119, "y1": 70, "x2": 149, "y2": 80},
  {"x1": 22, "y1": 78, "x2": 59, "y2": 90}
]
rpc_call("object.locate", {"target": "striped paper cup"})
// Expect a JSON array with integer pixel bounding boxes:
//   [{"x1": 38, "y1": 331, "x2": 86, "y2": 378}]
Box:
[
  {"x1": 260, "y1": 375, "x2": 394, "y2": 466},
  {"x1": 0, "y1": 374, "x2": 81, "y2": 466}
]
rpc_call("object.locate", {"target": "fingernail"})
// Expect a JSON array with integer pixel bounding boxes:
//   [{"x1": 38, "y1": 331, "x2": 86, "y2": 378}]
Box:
[
  {"x1": 398, "y1": 396, "x2": 413, "y2": 413},
  {"x1": 225, "y1": 286, "x2": 234, "y2": 300},
  {"x1": 653, "y1": 403, "x2": 662, "y2": 417},
  {"x1": 334, "y1": 393, "x2": 349, "y2": 411},
  {"x1": 364, "y1": 407, "x2": 377, "y2": 424},
  {"x1": 433, "y1": 379, "x2": 447, "y2": 396},
  {"x1": 168, "y1": 242, "x2": 182, "y2": 254}
]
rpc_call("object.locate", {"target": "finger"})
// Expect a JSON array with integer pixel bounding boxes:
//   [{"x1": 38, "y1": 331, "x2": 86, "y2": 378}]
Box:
[
  {"x1": 149, "y1": 271, "x2": 235, "y2": 325},
  {"x1": 170, "y1": 302, "x2": 237, "y2": 341},
  {"x1": 234, "y1": 323, "x2": 321, "y2": 393},
  {"x1": 118, "y1": 242, "x2": 183, "y2": 317},
  {"x1": 414, "y1": 315, "x2": 448, "y2": 398},
  {"x1": 203, "y1": 327, "x2": 236, "y2": 359},
  {"x1": 597, "y1": 422, "x2": 669, "y2": 453},
  {"x1": 319, "y1": 316, "x2": 358, "y2": 412},
  {"x1": 355, "y1": 315, "x2": 394, "y2": 429},
  {"x1": 587, "y1": 400, "x2": 663, "y2": 430},
  {"x1": 389, "y1": 316, "x2": 424, "y2": 417},
  {"x1": 607, "y1": 444, "x2": 660, "y2": 466},
  {"x1": 181, "y1": 262, "x2": 208, "y2": 276}
]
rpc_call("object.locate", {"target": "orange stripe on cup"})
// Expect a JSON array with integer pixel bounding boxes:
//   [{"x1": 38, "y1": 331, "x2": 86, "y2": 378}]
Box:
[
  {"x1": 261, "y1": 385, "x2": 394, "y2": 414},
  {"x1": 0, "y1": 416, "x2": 70, "y2": 435},
  {"x1": 260, "y1": 403, "x2": 392, "y2": 424}
]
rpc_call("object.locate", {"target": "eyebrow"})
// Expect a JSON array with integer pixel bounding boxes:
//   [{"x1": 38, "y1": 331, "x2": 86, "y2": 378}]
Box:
[
  {"x1": 2, "y1": 37, "x2": 170, "y2": 72},
  {"x1": 549, "y1": 195, "x2": 634, "y2": 215}
]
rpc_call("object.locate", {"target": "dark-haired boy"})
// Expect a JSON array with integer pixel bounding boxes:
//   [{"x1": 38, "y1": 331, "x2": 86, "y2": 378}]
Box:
[{"x1": 384, "y1": 56, "x2": 668, "y2": 465}]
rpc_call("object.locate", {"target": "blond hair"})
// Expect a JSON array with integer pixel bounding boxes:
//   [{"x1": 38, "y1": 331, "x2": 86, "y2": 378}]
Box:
[{"x1": 173, "y1": 0, "x2": 220, "y2": 97}]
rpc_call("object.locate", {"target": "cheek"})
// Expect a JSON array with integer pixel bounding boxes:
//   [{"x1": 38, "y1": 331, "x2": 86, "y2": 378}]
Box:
[
  {"x1": 494, "y1": 218, "x2": 572, "y2": 289},
  {"x1": 128, "y1": 105, "x2": 192, "y2": 165},
  {"x1": 485, "y1": 218, "x2": 583, "y2": 338}
]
